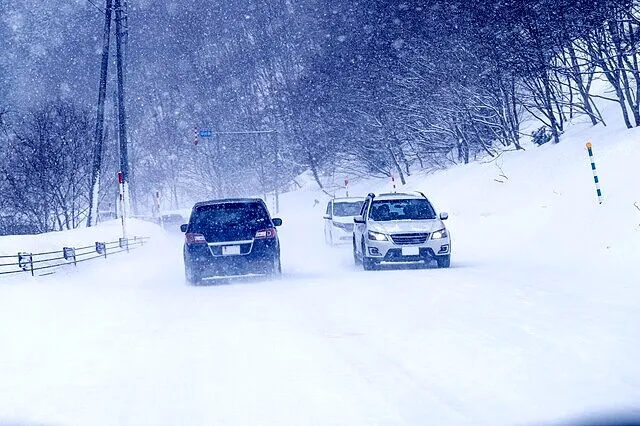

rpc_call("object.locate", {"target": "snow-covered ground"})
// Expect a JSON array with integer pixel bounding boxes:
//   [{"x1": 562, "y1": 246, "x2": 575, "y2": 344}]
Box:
[{"x1": 1, "y1": 118, "x2": 640, "y2": 425}]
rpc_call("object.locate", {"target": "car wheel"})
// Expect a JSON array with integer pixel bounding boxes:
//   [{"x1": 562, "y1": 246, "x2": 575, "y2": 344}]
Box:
[
  {"x1": 436, "y1": 254, "x2": 451, "y2": 268},
  {"x1": 266, "y1": 255, "x2": 282, "y2": 277},
  {"x1": 353, "y1": 238, "x2": 361, "y2": 265},
  {"x1": 362, "y1": 256, "x2": 379, "y2": 271},
  {"x1": 274, "y1": 255, "x2": 282, "y2": 276},
  {"x1": 361, "y1": 242, "x2": 378, "y2": 271},
  {"x1": 185, "y1": 262, "x2": 202, "y2": 285}
]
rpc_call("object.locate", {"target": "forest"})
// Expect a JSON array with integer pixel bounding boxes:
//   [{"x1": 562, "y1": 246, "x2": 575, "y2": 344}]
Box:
[{"x1": 0, "y1": 0, "x2": 638, "y2": 233}]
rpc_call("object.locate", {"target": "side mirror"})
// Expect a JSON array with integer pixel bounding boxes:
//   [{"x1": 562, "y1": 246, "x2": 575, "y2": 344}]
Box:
[
  {"x1": 439, "y1": 212, "x2": 449, "y2": 221},
  {"x1": 323, "y1": 214, "x2": 332, "y2": 220},
  {"x1": 272, "y1": 218, "x2": 283, "y2": 227},
  {"x1": 354, "y1": 216, "x2": 365, "y2": 224},
  {"x1": 180, "y1": 224, "x2": 188, "y2": 233}
]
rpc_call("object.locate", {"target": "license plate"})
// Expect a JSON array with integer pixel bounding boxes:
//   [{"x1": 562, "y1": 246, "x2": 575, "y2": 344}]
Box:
[
  {"x1": 401, "y1": 247, "x2": 420, "y2": 256},
  {"x1": 222, "y1": 245, "x2": 241, "y2": 255}
]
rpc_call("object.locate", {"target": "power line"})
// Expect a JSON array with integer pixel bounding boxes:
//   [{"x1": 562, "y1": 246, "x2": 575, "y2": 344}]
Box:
[{"x1": 83, "y1": 0, "x2": 107, "y2": 15}]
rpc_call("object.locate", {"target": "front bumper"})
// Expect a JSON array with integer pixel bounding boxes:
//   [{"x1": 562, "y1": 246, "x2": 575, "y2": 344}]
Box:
[
  {"x1": 364, "y1": 235, "x2": 450, "y2": 263},
  {"x1": 185, "y1": 238, "x2": 279, "y2": 277},
  {"x1": 330, "y1": 225, "x2": 354, "y2": 243}
]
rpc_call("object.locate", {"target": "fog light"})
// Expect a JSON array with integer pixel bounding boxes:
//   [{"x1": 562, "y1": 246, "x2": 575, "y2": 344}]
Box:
[
  {"x1": 438, "y1": 245, "x2": 449, "y2": 254},
  {"x1": 369, "y1": 247, "x2": 381, "y2": 256}
]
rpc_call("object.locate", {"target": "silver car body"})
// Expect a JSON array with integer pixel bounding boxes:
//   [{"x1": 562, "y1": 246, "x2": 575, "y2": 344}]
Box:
[
  {"x1": 323, "y1": 197, "x2": 365, "y2": 245},
  {"x1": 353, "y1": 192, "x2": 451, "y2": 268}
]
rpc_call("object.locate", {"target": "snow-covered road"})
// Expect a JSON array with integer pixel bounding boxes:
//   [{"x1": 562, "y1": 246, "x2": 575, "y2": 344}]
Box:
[
  {"x1": 4, "y1": 131, "x2": 640, "y2": 425},
  {"x1": 1, "y1": 207, "x2": 639, "y2": 426}
]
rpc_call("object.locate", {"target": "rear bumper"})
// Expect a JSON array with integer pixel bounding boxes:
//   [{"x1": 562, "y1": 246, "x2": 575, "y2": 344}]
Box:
[{"x1": 185, "y1": 238, "x2": 279, "y2": 277}]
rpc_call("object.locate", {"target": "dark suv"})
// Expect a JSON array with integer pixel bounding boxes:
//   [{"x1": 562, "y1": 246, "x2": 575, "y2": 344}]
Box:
[{"x1": 181, "y1": 198, "x2": 283, "y2": 284}]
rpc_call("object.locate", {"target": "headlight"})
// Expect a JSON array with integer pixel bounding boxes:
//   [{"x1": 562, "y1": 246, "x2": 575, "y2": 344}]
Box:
[
  {"x1": 431, "y1": 228, "x2": 448, "y2": 239},
  {"x1": 368, "y1": 231, "x2": 388, "y2": 241}
]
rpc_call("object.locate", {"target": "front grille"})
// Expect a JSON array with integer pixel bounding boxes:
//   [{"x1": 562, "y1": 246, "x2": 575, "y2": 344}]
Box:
[{"x1": 390, "y1": 233, "x2": 429, "y2": 245}]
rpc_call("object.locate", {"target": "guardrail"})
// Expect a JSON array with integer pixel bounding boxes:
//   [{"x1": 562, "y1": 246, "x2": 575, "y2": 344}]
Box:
[{"x1": 0, "y1": 236, "x2": 149, "y2": 277}]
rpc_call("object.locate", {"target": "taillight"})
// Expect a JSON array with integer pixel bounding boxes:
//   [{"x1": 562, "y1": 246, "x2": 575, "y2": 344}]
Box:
[
  {"x1": 185, "y1": 233, "x2": 207, "y2": 244},
  {"x1": 255, "y1": 228, "x2": 276, "y2": 239}
]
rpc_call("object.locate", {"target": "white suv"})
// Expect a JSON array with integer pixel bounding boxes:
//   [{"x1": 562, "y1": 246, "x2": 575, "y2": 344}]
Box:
[
  {"x1": 352, "y1": 192, "x2": 451, "y2": 270},
  {"x1": 323, "y1": 197, "x2": 365, "y2": 245}
]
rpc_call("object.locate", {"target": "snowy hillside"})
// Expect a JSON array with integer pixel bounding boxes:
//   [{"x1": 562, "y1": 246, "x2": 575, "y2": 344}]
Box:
[{"x1": 1, "y1": 116, "x2": 640, "y2": 425}]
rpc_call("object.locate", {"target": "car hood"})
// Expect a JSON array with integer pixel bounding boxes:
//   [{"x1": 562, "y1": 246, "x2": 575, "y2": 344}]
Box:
[{"x1": 368, "y1": 219, "x2": 444, "y2": 234}]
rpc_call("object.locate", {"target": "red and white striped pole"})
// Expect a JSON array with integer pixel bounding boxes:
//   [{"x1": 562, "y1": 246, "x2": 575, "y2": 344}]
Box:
[
  {"x1": 194, "y1": 128, "x2": 199, "y2": 145},
  {"x1": 118, "y1": 171, "x2": 127, "y2": 240},
  {"x1": 391, "y1": 173, "x2": 396, "y2": 193},
  {"x1": 345, "y1": 177, "x2": 349, "y2": 197},
  {"x1": 155, "y1": 190, "x2": 162, "y2": 224}
]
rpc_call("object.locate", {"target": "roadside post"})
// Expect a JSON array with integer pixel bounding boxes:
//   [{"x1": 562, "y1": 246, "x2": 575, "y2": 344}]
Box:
[
  {"x1": 154, "y1": 190, "x2": 162, "y2": 226},
  {"x1": 118, "y1": 171, "x2": 127, "y2": 241},
  {"x1": 586, "y1": 142, "x2": 603, "y2": 204},
  {"x1": 63, "y1": 247, "x2": 77, "y2": 267}
]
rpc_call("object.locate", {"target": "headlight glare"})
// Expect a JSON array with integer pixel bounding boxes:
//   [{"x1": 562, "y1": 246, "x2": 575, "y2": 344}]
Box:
[
  {"x1": 431, "y1": 228, "x2": 448, "y2": 239},
  {"x1": 368, "y1": 231, "x2": 388, "y2": 241}
]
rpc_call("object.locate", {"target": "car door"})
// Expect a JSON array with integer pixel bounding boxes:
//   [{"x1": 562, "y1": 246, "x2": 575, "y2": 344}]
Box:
[
  {"x1": 323, "y1": 201, "x2": 332, "y2": 240},
  {"x1": 354, "y1": 198, "x2": 370, "y2": 254}
]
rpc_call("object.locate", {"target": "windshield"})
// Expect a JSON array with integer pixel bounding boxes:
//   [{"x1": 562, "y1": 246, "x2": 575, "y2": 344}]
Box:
[
  {"x1": 369, "y1": 199, "x2": 436, "y2": 221},
  {"x1": 333, "y1": 201, "x2": 364, "y2": 217}
]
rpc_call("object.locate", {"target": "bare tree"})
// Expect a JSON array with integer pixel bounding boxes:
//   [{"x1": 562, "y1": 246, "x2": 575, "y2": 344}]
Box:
[{"x1": 1, "y1": 100, "x2": 93, "y2": 233}]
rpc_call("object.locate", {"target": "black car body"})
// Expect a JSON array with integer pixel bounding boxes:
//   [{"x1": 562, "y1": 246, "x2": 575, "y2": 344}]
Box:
[{"x1": 182, "y1": 198, "x2": 282, "y2": 283}]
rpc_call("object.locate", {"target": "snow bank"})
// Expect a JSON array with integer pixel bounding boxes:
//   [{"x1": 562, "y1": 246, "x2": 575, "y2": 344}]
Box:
[
  {"x1": 2, "y1": 105, "x2": 640, "y2": 426},
  {"x1": 0, "y1": 219, "x2": 163, "y2": 258}
]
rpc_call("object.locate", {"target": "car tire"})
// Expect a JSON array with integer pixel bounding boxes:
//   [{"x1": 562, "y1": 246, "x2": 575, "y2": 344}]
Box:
[
  {"x1": 185, "y1": 262, "x2": 202, "y2": 285},
  {"x1": 361, "y1": 242, "x2": 378, "y2": 271},
  {"x1": 436, "y1": 254, "x2": 451, "y2": 268},
  {"x1": 362, "y1": 256, "x2": 379, "y2": 271},
  {"x1": 266, "y1": 255, "x2": 282, "y2": 278},
  {"x1": 353, "y1": 238, "x2": 361, "y2": 265},
  {"x1": 274, "y1": 255, "x2": 282, "y2": 276}
]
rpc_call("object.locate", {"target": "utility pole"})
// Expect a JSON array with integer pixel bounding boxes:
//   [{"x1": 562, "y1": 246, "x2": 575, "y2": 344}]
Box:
[
  {"x1": 87, "y1": 0, "x2": 113, "y2": 227},
  {"x1": 274, "y1": 131, "x2": 280, "y2": 214},
  {"x1": 114, "y1": 0, "x2": 131, "y2": 219}
]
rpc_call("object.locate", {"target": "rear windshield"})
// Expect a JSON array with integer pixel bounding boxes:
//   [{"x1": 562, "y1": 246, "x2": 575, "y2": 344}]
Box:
[
  {"x1": 190, "y1": 202, "x2": 270, "y2": 231},
  {"x1": 333, "y1": 201, "x2": 364, "y2": 217},
  {"x1": 369, "y1": 199, "x2": 436, "y2": 221}
]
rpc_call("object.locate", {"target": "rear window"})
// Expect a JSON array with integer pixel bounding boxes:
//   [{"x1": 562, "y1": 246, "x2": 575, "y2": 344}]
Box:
[
  {"x1": 190, "y1": 202, "x2": 270, "y2": 231},
  {"x1": 333, "y1": 201, "x2": 364, "y2": 217}
]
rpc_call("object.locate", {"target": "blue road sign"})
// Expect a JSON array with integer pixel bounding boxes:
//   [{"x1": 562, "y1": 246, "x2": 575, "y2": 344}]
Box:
[{"x1": 199, "y1": 129, "x2": 213, "y2": 137}]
